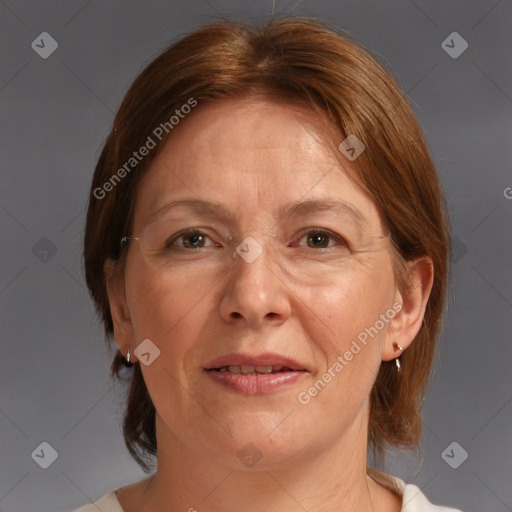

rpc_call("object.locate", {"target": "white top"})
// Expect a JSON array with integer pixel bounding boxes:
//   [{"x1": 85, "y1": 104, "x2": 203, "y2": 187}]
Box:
[{"x1": 73, "y1": 475, "x2": 463, "y2": 511}]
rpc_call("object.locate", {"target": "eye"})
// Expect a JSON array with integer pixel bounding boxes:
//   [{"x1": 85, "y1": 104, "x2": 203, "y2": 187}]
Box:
[
  {"x1": 167, "y1": 230, "x2": 219, "y2": 249},
  {"x1": 294, "y1": 229, "x2": 348, "y2": 249}
]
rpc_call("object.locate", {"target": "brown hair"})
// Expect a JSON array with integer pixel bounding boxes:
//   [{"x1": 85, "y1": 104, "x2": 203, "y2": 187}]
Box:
[{"x1": 84, "y1": 17, "x2": 450, "y2": 472}]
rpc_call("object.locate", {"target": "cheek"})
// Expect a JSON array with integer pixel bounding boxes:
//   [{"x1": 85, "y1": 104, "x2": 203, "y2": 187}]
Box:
[
  {"x1": 292, "y1": 254, "x2": 396, "y2": 398},
  {"x1": 123, "y1": 258, "x2": 242, "y2": 427},
  {"x1": 124, "y1": 265, "x2": 220, "y2": 419},
  {"x1": 124, "y1": 261, "x2": 224, "y2": 372},
  {"x1": 299, "y1": 255, "x2": 396, "y2": 346}
]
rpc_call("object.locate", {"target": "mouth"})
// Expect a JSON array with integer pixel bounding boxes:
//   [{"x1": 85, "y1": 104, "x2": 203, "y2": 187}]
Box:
[
  {"x1": 204, "y1": 352, "x2": 309, "y2": 373},
  {"x1": 204, "y1": 353, "x2": 309, "y2": 395},
  {"x1": 208, "y1": 365, "x2": 307, "y2": 375}
]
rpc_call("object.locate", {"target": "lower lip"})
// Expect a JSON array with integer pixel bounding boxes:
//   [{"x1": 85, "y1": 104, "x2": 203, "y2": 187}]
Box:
[{"x1": 205, "y1": 369, "x2": 307, "y2": 395}]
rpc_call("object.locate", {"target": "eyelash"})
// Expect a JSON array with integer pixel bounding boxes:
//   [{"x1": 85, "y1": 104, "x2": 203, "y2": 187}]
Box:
[
  {"x1": 166, "y1": 229, "x2": 219, "y2": 249},
  {"x1": 293, "y1": 228, "x2": 348, "y2": 249},
  {"x1": 166, "y1": 228, "x2": 348, "y2": 250}
]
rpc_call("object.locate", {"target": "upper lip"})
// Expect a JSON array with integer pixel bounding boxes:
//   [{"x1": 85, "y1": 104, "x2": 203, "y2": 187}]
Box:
[{"x1": 204, "y1": 352, "x2": 309, "y2": 371}]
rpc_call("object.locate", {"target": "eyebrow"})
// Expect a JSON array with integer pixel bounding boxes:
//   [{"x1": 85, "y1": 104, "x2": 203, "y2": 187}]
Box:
[
  {"x1": 148, "y1": 198, "x2": 235, "y2": 223},
  {"x1": 277, "y1": 199, "x2": 369, "y2": 229},
  {"x1": 148, "y1": 198, "x2": 368, "y2": 228}
]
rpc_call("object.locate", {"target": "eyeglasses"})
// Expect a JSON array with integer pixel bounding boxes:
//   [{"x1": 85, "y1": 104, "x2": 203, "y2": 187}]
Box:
[
  {"x1": 120, "y1": 219, "x2": 389, "y2": 272},
  {"x1": 120, "y1": 221, "x2": 232, "y2": 269}
]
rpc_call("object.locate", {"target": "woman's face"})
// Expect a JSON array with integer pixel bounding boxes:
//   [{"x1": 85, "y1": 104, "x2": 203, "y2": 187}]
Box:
[{"x1": 113, "y1": 99, "x2": 403, "y2": 469}]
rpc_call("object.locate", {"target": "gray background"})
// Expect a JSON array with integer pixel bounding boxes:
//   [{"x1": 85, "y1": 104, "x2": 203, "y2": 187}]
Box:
[{"x1": 0, "y1": 1, "x2": 511, "y2": 511}]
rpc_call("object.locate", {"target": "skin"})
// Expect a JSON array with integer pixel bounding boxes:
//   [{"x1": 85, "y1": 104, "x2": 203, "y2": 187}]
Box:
[{"x1": 106, "y1": 98, "x2": 433, "y2": 512}]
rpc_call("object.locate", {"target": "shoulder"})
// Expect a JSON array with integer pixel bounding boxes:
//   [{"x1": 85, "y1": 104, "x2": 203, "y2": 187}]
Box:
[
  {"x1": 370, "y1": 471, "x2": 464, "y2": 512},
  {"x1": 72, "y1": 477, "x2": 465, "y2": 512},
  {"x1": 403, "y1": 483, "x2": 464, "y2": 511},
  {"x1": 72, "y1": 490, "x2": 124, "y2": 512},
  {"x1": 402, "y1": 484, "x2": 463, "y2": 512}
]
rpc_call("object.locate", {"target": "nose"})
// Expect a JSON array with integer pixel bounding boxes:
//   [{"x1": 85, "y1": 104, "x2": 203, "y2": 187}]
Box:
[{"x1": 219, "y1": 241, "x2": 292, "y2": 329}]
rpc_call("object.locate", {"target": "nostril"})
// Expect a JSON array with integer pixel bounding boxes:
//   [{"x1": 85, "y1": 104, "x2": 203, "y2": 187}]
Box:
[{"x1": 230, "y1": 312, "x2": 243, "y2": 319}]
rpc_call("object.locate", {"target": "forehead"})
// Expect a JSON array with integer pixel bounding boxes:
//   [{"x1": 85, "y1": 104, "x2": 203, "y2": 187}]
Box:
[
  {"x1": 176, "y1": 98, "x2": 335, "y2": 151},
  {"x1": 132, "y1": 98, "x2": 384, "y2": 233}
]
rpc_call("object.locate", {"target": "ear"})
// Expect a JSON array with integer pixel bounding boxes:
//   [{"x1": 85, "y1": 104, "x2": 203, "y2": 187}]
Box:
[
  {"x1": 104, "y1": 258, "x2": 138, "y2": 363},
  {"x1": 382, "y1": 256, "x2": 434, "y2": 361}
]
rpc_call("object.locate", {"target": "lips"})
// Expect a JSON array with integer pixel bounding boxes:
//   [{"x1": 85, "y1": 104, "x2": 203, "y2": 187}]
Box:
[
  {"x1": 204, "y1": 353, "x2": 309, "y2": 395},
  {"x1": 212, "y1": 365, "x2": 297, "y2": 375},
  {"x1": 204, "y1": 353, "x2": 308, "y2": 373}
]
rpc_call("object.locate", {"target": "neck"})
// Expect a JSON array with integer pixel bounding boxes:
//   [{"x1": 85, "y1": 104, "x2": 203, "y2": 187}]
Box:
[{"x1": 139, "y1": 412, "x2": 383, "y2": 512}]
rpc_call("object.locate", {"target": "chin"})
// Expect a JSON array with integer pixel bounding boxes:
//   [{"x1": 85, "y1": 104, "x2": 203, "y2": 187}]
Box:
[{"x1": 203, "y1": 414, "x2": 313, "y2": 471}]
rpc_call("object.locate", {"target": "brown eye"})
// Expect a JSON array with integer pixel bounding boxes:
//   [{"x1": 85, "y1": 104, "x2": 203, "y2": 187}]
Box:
[
  {"x1": 306, "y1": 230, "x2": 346, "y2": 249},
  {"x1": 165, "y1": 230, "x2": 216, "y2": 250},
  {"x1": 182, "y1": 232, "x2": 205, "y2": 248},
  {"x1": 307, "y1": 232, "x2": 330, "y2": 248}
]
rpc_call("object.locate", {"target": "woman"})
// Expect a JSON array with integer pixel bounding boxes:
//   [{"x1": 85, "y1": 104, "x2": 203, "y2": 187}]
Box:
[{"x1": 77, "y1": 17, "x2": 460, "y2": 512}]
